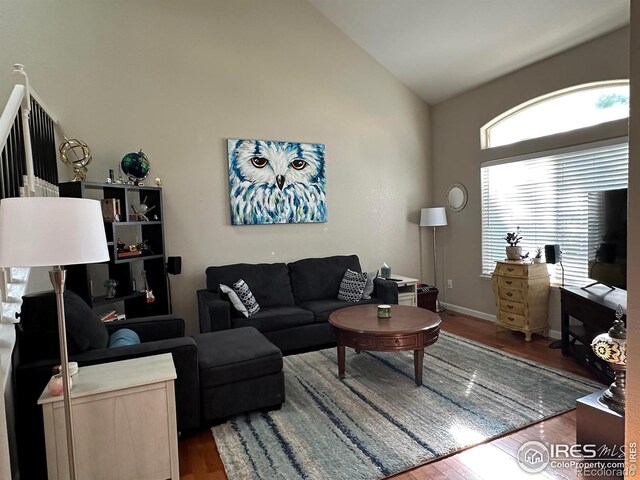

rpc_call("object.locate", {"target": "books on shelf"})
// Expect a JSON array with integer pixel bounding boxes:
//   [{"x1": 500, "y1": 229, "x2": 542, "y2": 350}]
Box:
[{"x1": 100, "y1": 311, "x2": 126, "y2": 322}]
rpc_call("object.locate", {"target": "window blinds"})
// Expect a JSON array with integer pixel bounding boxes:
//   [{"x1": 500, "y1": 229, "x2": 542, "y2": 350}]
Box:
[{"x1": 481, "y1": 140, "x2": 628, "y2": 286}]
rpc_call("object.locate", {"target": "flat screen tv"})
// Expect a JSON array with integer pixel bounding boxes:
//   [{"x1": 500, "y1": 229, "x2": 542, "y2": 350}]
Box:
[{"x1": 587, "y1": 188, "x2": 627, "y2": 290}]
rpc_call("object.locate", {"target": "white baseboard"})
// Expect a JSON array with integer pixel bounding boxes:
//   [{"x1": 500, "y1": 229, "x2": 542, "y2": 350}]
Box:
[
  {"x1": 443, "y1": 303, "x2": 562, "y2": 340},
  {"x1": 444, "y1": 303, "x2": 496, "y2": 322},
  {"x1": 548, "y1": 329, "x2": 561, "y2": 340}
]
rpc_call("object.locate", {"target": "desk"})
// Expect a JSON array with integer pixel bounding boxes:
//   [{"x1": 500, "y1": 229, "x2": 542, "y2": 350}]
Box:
[
  {"x1": 38, "y1": 354, "x2": 179, "y2": 480},
  {"x1": 560, "y1": 285, "x2": 626, "y2": 382}
]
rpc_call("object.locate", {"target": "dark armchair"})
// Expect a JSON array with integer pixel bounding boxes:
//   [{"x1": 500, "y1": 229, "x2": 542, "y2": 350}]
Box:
[{"x1": 13, "y1": 290, "x2": 200, "y2": 479}]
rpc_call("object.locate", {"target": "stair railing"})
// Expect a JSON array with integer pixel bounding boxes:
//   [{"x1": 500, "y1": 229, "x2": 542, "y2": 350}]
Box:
[
  {"x1": 0, "y1": 64, "x2": 59, "y2": 199},
  {"x1": 0, "y1": 65, "x2": 60, "y2": 309}
]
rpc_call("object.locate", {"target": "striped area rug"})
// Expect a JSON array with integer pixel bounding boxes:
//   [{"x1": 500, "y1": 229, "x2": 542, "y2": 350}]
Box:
[{"x1": 212, "y1": 332, "x2": 602, "y2": 479}]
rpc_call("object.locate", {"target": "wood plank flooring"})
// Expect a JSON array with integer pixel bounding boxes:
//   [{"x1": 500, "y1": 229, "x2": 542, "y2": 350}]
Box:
[{"x1": 178, "y1": 311, "x2": 600, "y2": 479}]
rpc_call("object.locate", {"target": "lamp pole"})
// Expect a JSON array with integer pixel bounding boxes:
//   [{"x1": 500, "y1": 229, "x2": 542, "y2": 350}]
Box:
[{"x1": 50, "y1": 266, "x2": 77, "y2": 479}]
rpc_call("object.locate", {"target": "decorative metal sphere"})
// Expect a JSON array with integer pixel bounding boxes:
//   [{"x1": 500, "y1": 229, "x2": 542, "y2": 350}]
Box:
[
  {"x1": 121, "y1": 149, "x2": 150, "y2": 184},
  {"x1": 59, "y1": 137, "x2": 92, "y2": 181}
]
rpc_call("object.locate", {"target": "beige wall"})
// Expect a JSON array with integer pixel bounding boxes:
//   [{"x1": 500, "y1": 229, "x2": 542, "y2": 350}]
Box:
[
  {"x1": 626, "y1": 0, "x2": 639, "y2": 459},
  {"x1": 431, "y1": 28, "x2": 629, "y2": 333},
  {"x1": 0, "y1": 0, "x2": 431, "y2": 334}
]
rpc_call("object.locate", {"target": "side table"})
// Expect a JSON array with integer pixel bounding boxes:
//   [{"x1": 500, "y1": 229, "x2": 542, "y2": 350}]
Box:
[
  {"x1": 38, "y1": 354, "x2": 179, "y2": 480},
  {"x1": 388, "y1": 275, "x2": 419, "y2": 306}
]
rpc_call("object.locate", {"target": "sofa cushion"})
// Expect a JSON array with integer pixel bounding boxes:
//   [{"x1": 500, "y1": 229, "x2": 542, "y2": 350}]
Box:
[
  {"x1": 219, "y1": 284, "x2": 251, "y2": 317},
  {"x1": 231, "y1": 305, "x2": 314, "y2": 333},
  {"x1": 233, "y1": 279, "x2": 260, "y2": 316},
  {"x1": 288, "y1": 255, "x2": 362, "y2": 302},
  {"x1": 108, "y1": 328, "x2": 141, "y2": 348},
  {"x1": 194, "y1": 327, "x2": 282, "y2": 388},
  {"x1": 64, "y1": 290, "x2": 110, "y2": 354},
  {"x1": 337, "y1": 269, "x2": 368, "y2": 302},
  {"x1": 361, "y1": 271, "x2": 378, "y2": 300},
  {"x1": 206, "y1": 263, "x2": 295, "y2": 307},
  {"x1": 298, "y1": 297, "x2": 378, "y2": 323}
]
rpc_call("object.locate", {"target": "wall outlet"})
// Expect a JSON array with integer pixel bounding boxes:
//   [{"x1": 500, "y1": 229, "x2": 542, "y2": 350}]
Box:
[{"x1": 447, "y1": 279, "x2": 453, "y2": 289}]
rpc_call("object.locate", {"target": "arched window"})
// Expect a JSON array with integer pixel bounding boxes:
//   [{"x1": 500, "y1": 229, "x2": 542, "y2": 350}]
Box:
[
  {"x1": 480, "y1": 81, "x2": 629, "y2": 288},
  {"x1": 481, "y1": 80, "x2": 629, "y2": 149}
]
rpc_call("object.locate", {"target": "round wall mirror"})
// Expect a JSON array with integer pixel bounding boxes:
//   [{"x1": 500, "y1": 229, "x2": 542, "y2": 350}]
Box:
[{"x1": 446, "y1": 183, "x2": 468, "y2": 212}]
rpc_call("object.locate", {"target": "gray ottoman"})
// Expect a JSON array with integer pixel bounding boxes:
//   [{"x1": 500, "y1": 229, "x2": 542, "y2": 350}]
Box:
[{"x1": 194, "y1": 326, "x2": 285, "y2": 422}]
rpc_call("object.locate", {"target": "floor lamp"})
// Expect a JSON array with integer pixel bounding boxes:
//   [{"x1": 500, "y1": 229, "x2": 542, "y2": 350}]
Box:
[
  {"x1": 0, "y1": 197, "x2": 109, "y2": 480},
  {"x1": 420, "y1": 207, "x2": 447, "y2": 312}
]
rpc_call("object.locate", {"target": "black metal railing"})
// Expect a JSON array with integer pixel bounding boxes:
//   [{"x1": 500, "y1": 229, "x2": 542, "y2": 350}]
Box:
[
  {"x1": 0, "y1": 97, "x2": 58, "y2": 200},
  {"x1": 0, "y1": 109, "x2": 25, "y2": 199},
  {"x1": 29, "y1": 96, "x2": 58, "y2": 186}
]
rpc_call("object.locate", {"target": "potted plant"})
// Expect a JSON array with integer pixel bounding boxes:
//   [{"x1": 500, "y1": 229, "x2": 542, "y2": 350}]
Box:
[
  {"x1": 533, "y1": 246, "x2": 544, "y2": 264},
  {"x1": 504, "y1": 227, "x2": 523, "y2": 260}
]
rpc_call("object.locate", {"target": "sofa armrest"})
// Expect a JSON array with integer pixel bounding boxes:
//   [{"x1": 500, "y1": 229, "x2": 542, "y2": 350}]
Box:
[
  {"x1": 105, "y1": 315, "x2": 185, "y2": 342},
  {"x1": 197, "y1": 289, "x2": 231, "y2": 332},
  {"x1": 373, "y1": 278, "x2": 398, "y2": 304}
]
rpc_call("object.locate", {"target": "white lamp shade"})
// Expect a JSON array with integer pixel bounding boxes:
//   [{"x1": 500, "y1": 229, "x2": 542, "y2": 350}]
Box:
[
  {"x1": 420, "y1": 207, "x2": 447, "y2": 227},
  {"x1": 0, "y1": 197, "x2": 109, "y2": 267}
]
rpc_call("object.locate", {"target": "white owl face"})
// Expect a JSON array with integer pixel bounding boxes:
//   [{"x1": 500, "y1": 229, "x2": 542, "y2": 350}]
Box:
[{"x1": 232, "y1": 139, "x2": 323, "y2": 190}]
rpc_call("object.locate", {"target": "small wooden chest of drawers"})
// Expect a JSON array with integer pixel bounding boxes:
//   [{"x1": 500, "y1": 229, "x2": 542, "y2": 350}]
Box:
[{"x1": 491, "y1": 261, "x2": 550, "y2": 341}]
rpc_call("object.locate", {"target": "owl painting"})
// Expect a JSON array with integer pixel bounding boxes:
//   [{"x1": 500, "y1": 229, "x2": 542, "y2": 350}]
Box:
[{"x1": 227, "y1": 138, "x2": 326, "y2": 225}]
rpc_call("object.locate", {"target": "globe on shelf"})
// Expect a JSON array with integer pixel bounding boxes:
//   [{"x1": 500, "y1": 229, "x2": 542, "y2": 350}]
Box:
[
  {"x1": 59, "y1": 137, "x2": 92, "y2": 181},
  {"x1": 121, "y1": 149, "x2": 150, "y2": 185}
]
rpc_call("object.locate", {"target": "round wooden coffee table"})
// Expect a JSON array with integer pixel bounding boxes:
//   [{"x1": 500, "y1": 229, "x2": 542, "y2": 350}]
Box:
[{"x1": 328, "y1": 304, "x2": 441, "y2": 386}]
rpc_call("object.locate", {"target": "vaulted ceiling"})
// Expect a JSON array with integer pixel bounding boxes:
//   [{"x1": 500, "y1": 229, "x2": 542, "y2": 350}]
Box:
[{"x1": 308, "y1": 0, "x2": 630, "y2": 104}]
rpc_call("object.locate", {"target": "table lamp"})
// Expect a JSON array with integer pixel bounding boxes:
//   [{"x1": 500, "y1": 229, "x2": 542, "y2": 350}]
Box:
[
  {"x1": 0, "y1": 197, "x2": 109, "y2": 480},
  {"x1": 591, "y1": 304, "x2": 627, "y2": 415},
  {"x1": 420, "y1": 207, "x2": 447, "y2": 312}
]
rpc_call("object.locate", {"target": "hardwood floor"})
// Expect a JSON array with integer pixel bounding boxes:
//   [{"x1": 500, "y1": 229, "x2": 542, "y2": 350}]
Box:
[{"x1": 178, "y1": 311, "x2": 600, "y2": 479}]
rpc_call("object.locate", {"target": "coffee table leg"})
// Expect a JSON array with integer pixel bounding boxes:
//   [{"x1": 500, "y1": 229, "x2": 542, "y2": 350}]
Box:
[
  {"x1": 338, "y1": 345, "x2": 345, "y2": 379},
  {"x1": 414, "y1": 349, "x2": 424, "y2": 386}
]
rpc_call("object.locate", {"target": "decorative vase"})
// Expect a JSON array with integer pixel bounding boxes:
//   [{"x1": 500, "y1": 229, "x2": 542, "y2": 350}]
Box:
[
  {"x1": 591, "y1": 304, "x2": 627, "y2": 415},
  {"x1": 48, "y1": 373, "x2": 72, "y2": 396},
  {"x1": 505, "y1": 246, "x2": 522, "y2": 260},
  {"x1": 533, "y1": 257, "x2": 543, "y2": 264}
]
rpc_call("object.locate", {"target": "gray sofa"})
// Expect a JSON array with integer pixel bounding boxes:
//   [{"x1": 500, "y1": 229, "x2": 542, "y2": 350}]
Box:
[{"x1": 197, "y1": 255, "x2": 398, "y2": 354}]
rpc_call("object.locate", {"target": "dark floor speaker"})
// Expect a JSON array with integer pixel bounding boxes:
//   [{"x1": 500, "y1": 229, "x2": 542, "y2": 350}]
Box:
[
  {"x1": 167, "y1": 256, "x2": 182, "y2": 275},
  {"x1": 545, "y1": 245, "x2": 561, "y2": 264}
]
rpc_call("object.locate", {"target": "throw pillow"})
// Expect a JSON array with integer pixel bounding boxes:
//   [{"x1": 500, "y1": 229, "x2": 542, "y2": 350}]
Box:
[
  {"x1": 219, "y1": 284, "x2": 250, "y2": 317},
  {"x1": 338, "y1": 269, "x2": 368, "y2": 302},
  {"x1": 361, "y1": 271, "x2": 378, "y2": 300},
  {"x1": 63, "y1": 290, "x2": 109, "y2": 354},
  {"x1": 233, "y1": 279, "x2": 261, "y2": 316},
  {"x1": 108, "y1": 328, "x2": 141, "y2": 348}
]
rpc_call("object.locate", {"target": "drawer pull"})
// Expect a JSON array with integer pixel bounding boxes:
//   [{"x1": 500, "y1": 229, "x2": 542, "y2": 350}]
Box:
[
  {"x1": 506, "y1": 280, "x2": 513, "y2": 285},
  {"x1": 507, "y1": 305, "x2": 513, "y2": 309},
  {"x1": 507, "y1": 267, "x2": 514, "y2": 272},
  {"x1": 506, "y1": 292, "x2": 513, "y2": 297},
  {"x1": 395, "y1": 339, "x2": 401, "y2": 346},
  {"x1": 507, "y1": 316, "x2": 515, "y2": 321}
]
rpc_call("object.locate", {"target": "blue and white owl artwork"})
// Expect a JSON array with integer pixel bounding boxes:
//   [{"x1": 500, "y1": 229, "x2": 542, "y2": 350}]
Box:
[{"x1": 227, "y1": 138, "x2": 327, "y2": 225}]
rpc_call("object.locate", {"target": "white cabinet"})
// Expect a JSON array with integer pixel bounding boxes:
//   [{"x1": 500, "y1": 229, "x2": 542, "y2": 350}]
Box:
[
  {"x1": 389, "y1": 275, "x2": 419, "y2": 307},
  {"x1": 38, "y1": 354, "x2": 179, "y2": 480}
]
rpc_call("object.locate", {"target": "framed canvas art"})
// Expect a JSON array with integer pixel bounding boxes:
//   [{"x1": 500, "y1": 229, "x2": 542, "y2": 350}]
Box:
[{"x1": 227, "y1": 138, "x2": 327, "y2": 225}]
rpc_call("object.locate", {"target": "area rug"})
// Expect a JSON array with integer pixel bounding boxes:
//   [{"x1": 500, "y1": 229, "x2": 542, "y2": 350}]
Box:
[{"x1": 211, "y1": 332, "x2": 603, "y2": 480}]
